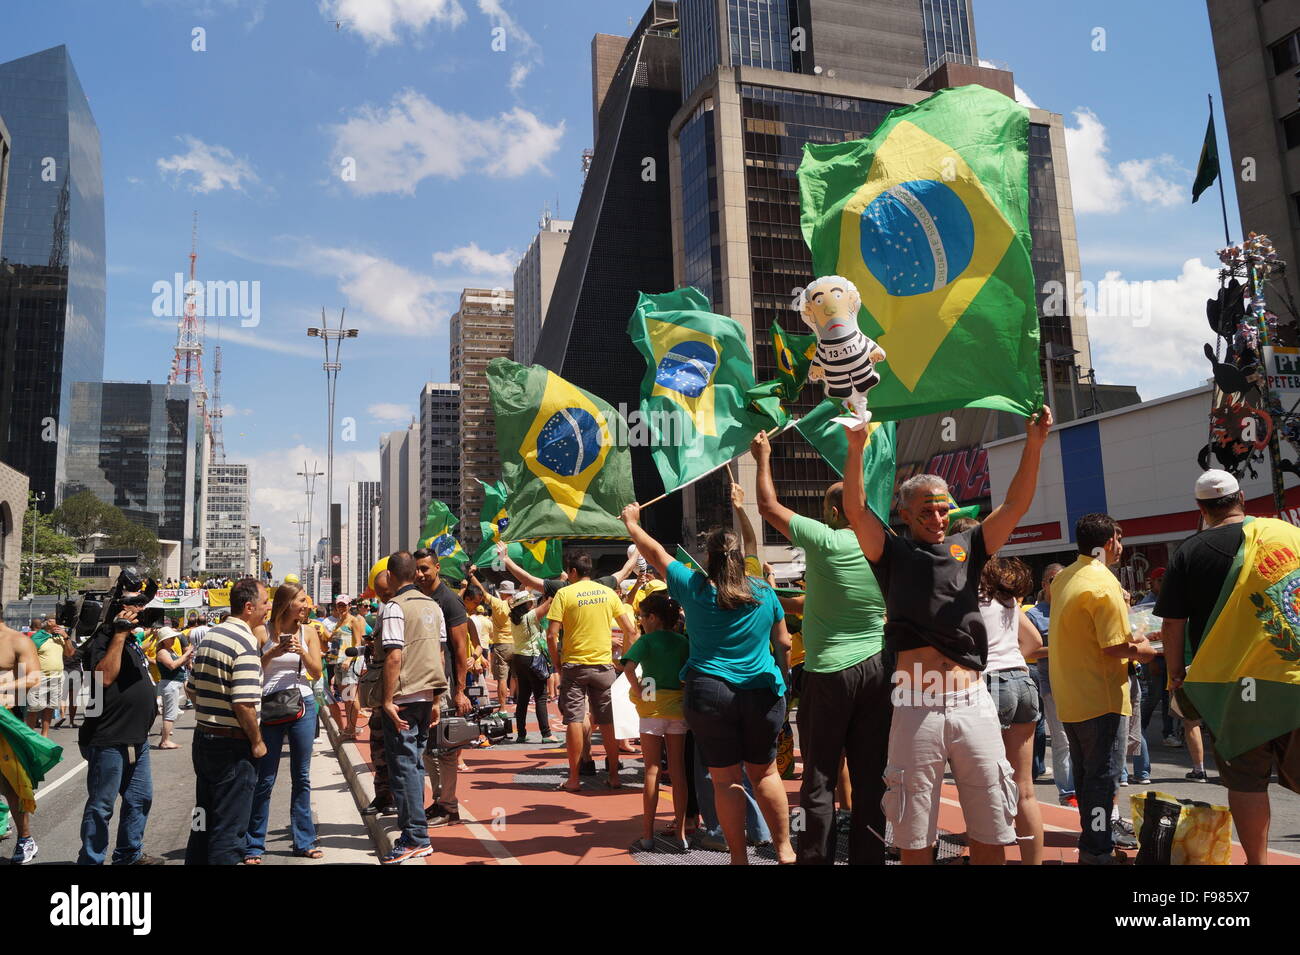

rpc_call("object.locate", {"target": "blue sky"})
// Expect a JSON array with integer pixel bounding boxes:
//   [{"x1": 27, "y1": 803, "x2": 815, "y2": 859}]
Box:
[{"x1": 1, "y1": 0, "x2": 1237, "y2": 570}]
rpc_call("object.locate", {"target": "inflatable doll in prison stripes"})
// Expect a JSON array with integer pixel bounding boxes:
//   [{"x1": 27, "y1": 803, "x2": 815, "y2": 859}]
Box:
[{"x1": 798, "y1": 275, "x2": 886, "y2": 430}]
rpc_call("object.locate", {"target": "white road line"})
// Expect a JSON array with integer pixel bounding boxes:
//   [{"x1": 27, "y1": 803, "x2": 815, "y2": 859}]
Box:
[
  {"x1": 457, "y1": 804, "x2": 521, "y2": 865},
  {"x1": 35, "y1": 757, "x2": 87, "y2": 800}
]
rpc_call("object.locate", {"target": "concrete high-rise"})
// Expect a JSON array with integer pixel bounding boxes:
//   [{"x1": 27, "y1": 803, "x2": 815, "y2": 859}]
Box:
[
  {"x1": 345, "y1": 479, "x2": 380, "y2": 595},
  {"x1": 533, "y1": 1, "x2": 685, "y2": 549},
  {"x1": 666, "y1": 0, "x2": 1092, "y2": 558},
  {"x1": 1206, "y1": 1, "x2": 1300, "y2": 306},
  {"x1": 201, "y1": 463, "x2": 250, "y2": 579},
  {"x1": 512, "y1": 213, "x2": 572, "y2": 364},
  {"x1": 450, "y1": 288, "x2": 513, "y2": 553},
  {"x1": 0, "y1": 46, "x2": 106, "y2": 508},
  {"x1": 379, "y1": 422, "x2": 420, "y2": 556},
  {"x1": 419, "y1": 382, "x2": 460, "y2": 523}
]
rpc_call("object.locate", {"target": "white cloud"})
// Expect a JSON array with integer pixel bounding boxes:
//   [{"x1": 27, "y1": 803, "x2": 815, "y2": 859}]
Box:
[
  {"x1": 312, "y1": 245, "x2": 444, "y2": 332},
  {"x1": 328, "y1": 90, "x2": 564, "y2": 195},
  {"x1": 1086, "y1": 257, "x2": 1220, "y2": 398},
  {"x1": 247, "y1": 443, "x2": 380, "y2": 577},
  {"x1": 321, "y1": 0, "x2": 467, "y2": 45},
  {"x1": 368, "y1": 402, "x2": 412, "y2": 423},
  {"x1": 432, "y1": 242, "x2": 518, "y2": 276},
  {"x1": 1064, "y1": 108, "x2": 1184, "y2": 214},
  {"x1": 478, "y1": 0, "x2": 541, "y2": 91},
  {"x1": 157, "y1": 135, "x2": 259, "y2": 193}
]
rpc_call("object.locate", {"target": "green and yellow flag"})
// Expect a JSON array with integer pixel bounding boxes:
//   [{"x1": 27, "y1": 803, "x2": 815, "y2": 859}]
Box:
[
  {"x1": 628, "y1": 287, "x2": 787, "y2": 492},
  {"x1": 471, "y1": 479, "x2": 563, "y2": 578},
  {"x1": 798, "y1": 84, "x2": 1042, "y2": 421},
  {"x1": 1184, "y1": 517, "x2": 1300, "y2": 759},
  {"x1": 793, "y1": 398, "x2": 897, "y2": 523},
  {"x1": 1191, "y1": 109, "x2": 1220, "y2": 204},
  {"x1": 418, "y1": 499, "x2": 468, "y2": 581},
  {"x1": 771, "y1": 319, "x2": 818, "y2": 403},
  {"x1": 674, "y1": 544, "x2": 705, "y2": 575},
  {"x1": 486, "y1": 358, "x2": 633, "y2": 541}
]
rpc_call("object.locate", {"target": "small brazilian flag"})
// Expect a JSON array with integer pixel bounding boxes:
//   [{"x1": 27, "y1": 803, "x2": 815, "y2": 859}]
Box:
[
  {"x1": 794, "y1": 399, "x2": 897, "y2": 524},
  {"x1": 418, "y1": 499, "x2": 468, "y2": 581},
  {"x1": 771, "y1": 319, "x2": 818, "y2": 403},
  {"x1": 486, "y1": 358, "x2": 633, "y2": 541},
  {"x1": 471, "y1": 479, "x2": 563, "y2": 578},
  {"x1": 628, "y1": 287, "x2": 787, "y2": 493},
  {"x1": 798, "y1": 84, "x2": 1043, "y2": 422},
  {"x1": 673, "y1": 545, "x2": 705, "y2": 575}
]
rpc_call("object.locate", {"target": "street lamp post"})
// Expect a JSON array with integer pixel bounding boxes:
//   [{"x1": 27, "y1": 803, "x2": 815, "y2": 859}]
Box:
[
  {"x1": 296, "y1": 464, "x2": 323, "y2": 599},
  {"x1": 27, "y1": 491, "x2": 46, "y2": 600},
  {"x1": 308, "y1": 310, "x2": 358, "y2": 605}
]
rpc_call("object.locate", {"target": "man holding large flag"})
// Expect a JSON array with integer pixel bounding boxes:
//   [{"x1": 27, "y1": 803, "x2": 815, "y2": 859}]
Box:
[
  {"x1": 798, "y1": 84, "x2": 1042, "y2": 422},
  {"x1": 1160, "y1": 470, "x2": 1300, "y2": 865},
  {"x1": 751, "y1": 429, "x2": 891, "y2": 865}
]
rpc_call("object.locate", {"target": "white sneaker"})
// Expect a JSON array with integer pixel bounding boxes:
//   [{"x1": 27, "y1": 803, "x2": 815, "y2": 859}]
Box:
[
  {"x1": 1163, "y1": 735, "x2": 1182, "y2": 747},
  {"x1": 11, "y1": 837, "x2": 37, "y2": 865}
]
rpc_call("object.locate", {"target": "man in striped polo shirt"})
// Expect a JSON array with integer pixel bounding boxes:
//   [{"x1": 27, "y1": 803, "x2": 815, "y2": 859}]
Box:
[{"x1": 184, "y1": 578, "x2": 269, "y2": 865}]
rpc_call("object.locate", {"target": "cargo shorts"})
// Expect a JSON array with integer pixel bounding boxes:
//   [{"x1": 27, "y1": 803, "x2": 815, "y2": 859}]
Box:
[
  {"x1": 882, "y1": 681, "x2": 1018, "y2": 850},
  {"x1": 559, "y1": 663, "x2": 616, "y2": 726}
]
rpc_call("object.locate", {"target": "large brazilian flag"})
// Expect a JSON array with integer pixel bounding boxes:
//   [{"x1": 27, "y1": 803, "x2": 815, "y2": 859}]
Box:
[
  {"x1": 486, "y1": 358, "x2": 633, "y2": 541},
  {"x1": 798, "y1": 84, "x2": 1043, "y2": 421},
  {"x1": 1184, "y1": 517, "x2": 1300, "y2": 759},
  {"x1": 418, "y1": 499, "x2": 468, "y2": 581},
  {"x1": 794, "y1": 399, "x2": 897, "y2": 524},
  {"x1": 471, "y1": 479, "x2": 563, "y2": 577},
  {"x1": 628, "y1": 287, "x2": 786, "y2": 492}
]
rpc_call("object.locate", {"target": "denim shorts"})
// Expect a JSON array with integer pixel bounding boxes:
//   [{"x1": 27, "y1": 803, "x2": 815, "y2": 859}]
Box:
[
  {"x1": 985, "y1": 668, "x2": 1041, "y2": 729},
  {"x1": 682, "y1": 669, "x2": 785, "y2": 768}
]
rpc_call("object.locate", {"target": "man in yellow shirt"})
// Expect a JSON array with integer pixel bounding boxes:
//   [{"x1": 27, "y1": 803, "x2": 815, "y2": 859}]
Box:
[
  {"x1": 1050, "y1": 513, "x2": 1156, "y2": 864},
  {"x1": 465, "y1": 567, "x2": 516, "y2": 708},
  {"x1": 546, "y1": 553, "x2": 635, "y2": 792}
]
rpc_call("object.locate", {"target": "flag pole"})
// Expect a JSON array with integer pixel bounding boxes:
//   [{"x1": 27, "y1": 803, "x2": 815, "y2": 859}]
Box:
[
  {"x1": 1210, "y1": 93, "x2": 1231, "y2": 248},
  {"x1": 639, "y1": 420, "x2": 794, "y2": 509}
]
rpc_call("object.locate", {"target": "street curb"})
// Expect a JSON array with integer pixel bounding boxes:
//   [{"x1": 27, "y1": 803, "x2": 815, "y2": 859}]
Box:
[{"x1": 318, "y1": 698, "x2": 397, "y2": 862}]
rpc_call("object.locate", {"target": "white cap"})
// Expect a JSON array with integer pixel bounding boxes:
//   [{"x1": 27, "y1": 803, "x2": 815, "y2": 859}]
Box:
[
  {"x1": 334, "y1": 594, "x2": 351, "y2": 605},
  {"x1": 1194, "y1": 469, "x2": 1240, "y2": 501}
]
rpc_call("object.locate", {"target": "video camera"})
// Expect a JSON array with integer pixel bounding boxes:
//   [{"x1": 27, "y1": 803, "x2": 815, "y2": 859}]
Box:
[
  {"x1": 431, "y1": 681, "x2": 512, "y2": 752},
  {"x1": 56, "y1": 568, "x2": 161, "y2": 638}
]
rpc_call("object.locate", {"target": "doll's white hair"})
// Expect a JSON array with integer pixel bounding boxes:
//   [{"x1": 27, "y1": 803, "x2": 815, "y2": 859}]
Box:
[{"x1": 797, "y1": 275, "x2": 857, "y2": 311}]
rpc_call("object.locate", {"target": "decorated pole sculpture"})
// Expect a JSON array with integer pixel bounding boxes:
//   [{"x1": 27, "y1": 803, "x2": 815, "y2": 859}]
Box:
[{"x1": 798, "y1": 275, "x2": 887, "y2": 430}]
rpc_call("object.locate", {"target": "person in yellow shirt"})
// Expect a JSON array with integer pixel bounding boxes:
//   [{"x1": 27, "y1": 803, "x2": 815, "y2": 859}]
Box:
[
  {"x1": 465, "y1": 567, "x2": 516, "y2": 709},
  {"x1": 1050, "y1": 513, "x2": 1156, "y2": 865},
  {"x1": 546, "y1": 553, "x2": 636, "y2": 792}
]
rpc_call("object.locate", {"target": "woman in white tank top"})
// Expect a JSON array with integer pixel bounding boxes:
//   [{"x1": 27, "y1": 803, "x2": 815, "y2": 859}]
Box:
[
  {"x1": 978, "y1": 556, "x2": 1046, "y2": 865},
  {"x1": 244, "y1": 581, "x2": 323, "y2": 863}
]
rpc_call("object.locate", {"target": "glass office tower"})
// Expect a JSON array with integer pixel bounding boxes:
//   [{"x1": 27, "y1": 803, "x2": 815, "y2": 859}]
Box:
[{"x1": 0, "y1": 45, "x2": 106, "y2": 509}]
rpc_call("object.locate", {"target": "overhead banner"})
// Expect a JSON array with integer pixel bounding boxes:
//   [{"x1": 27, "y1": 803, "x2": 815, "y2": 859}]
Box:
[{"x1": 145, "y1": 588, "x2": 205, "y2": 609}]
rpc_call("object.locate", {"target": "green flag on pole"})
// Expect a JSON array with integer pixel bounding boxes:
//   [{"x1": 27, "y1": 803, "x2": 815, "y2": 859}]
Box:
[
  {"x1": 770, "y1": 319, "x2": 818, "y2": 403},
  {"x1": 673, "y1": 544, "x2": 705, "y2": 575},
  {"x1": 471, "y1": 479, "x2": 563, "y2": 577},
  {"x1": 1192, "y1": 110, "x2": 1220, "y2": 204},
  {"x1": 798, "y1": 84, "x2": 1043, "y2": 422},
  {"x1": 628, "y1": 287, "x2": 787, "y2": 493},
  {"x1": 794, "y1": 398, "x2": 897, "y2": 524},
  {"x1": 418, "y1": 499, "x2": 468, "y2": 581},
  {"x1": 486, "y1": 358, "x2": 634, "y2": 541}
]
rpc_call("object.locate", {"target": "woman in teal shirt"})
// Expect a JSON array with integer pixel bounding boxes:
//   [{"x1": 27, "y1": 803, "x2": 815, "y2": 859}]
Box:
[{"x1": 621, "y1": 503, "x2": 794, "y2": 866}]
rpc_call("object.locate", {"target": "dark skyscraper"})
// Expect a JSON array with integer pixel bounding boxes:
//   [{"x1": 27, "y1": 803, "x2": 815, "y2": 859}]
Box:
[{"x1": 0, "y1": 45, "x2": 106, "y2": 509}]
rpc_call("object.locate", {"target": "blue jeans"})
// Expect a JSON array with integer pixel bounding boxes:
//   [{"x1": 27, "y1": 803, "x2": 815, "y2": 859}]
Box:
[
  {"x1": 381, "y1": 700, "x2": 434, "y2": 848},
  {"x1": 185, "y1": 732, "x2": 258, "y2": 865},
  {"x1": 77, "y1": 744, "x2": 153, "y2": 865},
  {"x1": 1063, "y1": 713, "x2": 1123, "y2": 856},
  {"x1": 691, "y1": 735, "x2": 771, "y2": 843},
  {"x1": 246, "y1": 696, "x2": 318, "y2": 855}
]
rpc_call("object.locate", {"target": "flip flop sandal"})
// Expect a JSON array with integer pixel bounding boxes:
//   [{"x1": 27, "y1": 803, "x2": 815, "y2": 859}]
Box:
[{"x1": 294, "y1": 847, "x2": 324, "y2": 859}]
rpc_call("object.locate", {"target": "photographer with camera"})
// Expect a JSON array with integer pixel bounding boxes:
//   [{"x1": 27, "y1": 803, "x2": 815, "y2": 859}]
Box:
[
  {"x1": 77, "y1": 596, "x2": 163, "y2": 866},
  {"x1": 413, "y1": 549, "x2": 472, "y2": 828}
]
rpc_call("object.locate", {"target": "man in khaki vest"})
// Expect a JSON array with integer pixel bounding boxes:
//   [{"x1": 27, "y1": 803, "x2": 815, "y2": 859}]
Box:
[{"x1": 375, "y1": 551, "x2": 448, "y2": 864}]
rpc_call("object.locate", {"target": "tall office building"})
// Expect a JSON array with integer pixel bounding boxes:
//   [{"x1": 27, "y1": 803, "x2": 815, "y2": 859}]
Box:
[
  {"x1": 379, "y1": 422, "x2": 420, "y2": 556},
  {"x1": 533, "y1": 1, "x2": 685, "y2": 548},
  {"x1": 1206, "y1": 1, "x2": 1300, "y2": 307},
  {"x1": 450, "y1": 288, "x2": 513, "y2": 552},
  {"x1": 328, "y1": 502, "x2": 342, "y2": 599},
  {"x1": 202, "y1": 463, "x2": 250, "y2": 579},
  {"x1": 345, "y1": 479, "x2": 380, "y2": 595},
  {"x1": 0, "y1": 46, "x2": 106, "y2": 508},
  {"x1": 667, "y1": 0, "x2": 1092, "y2": 553},
  {"x1": 65, "y1": 381, "x2": 199, "y2": 567},
  {"x1": 512, "y1": 214, "x2": 572, "y2": 364},
  {"x1": 248, "y1": 522, "x2": 266, "y2": 577},
  {"x1": 419, "y1": 382, "x2": 460, "y2": 523}
]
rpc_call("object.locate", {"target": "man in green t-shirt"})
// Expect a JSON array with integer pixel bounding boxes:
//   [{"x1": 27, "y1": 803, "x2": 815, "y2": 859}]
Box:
[{"x1": 752, "y1": 431, "x2": 891, "y2": 865}]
